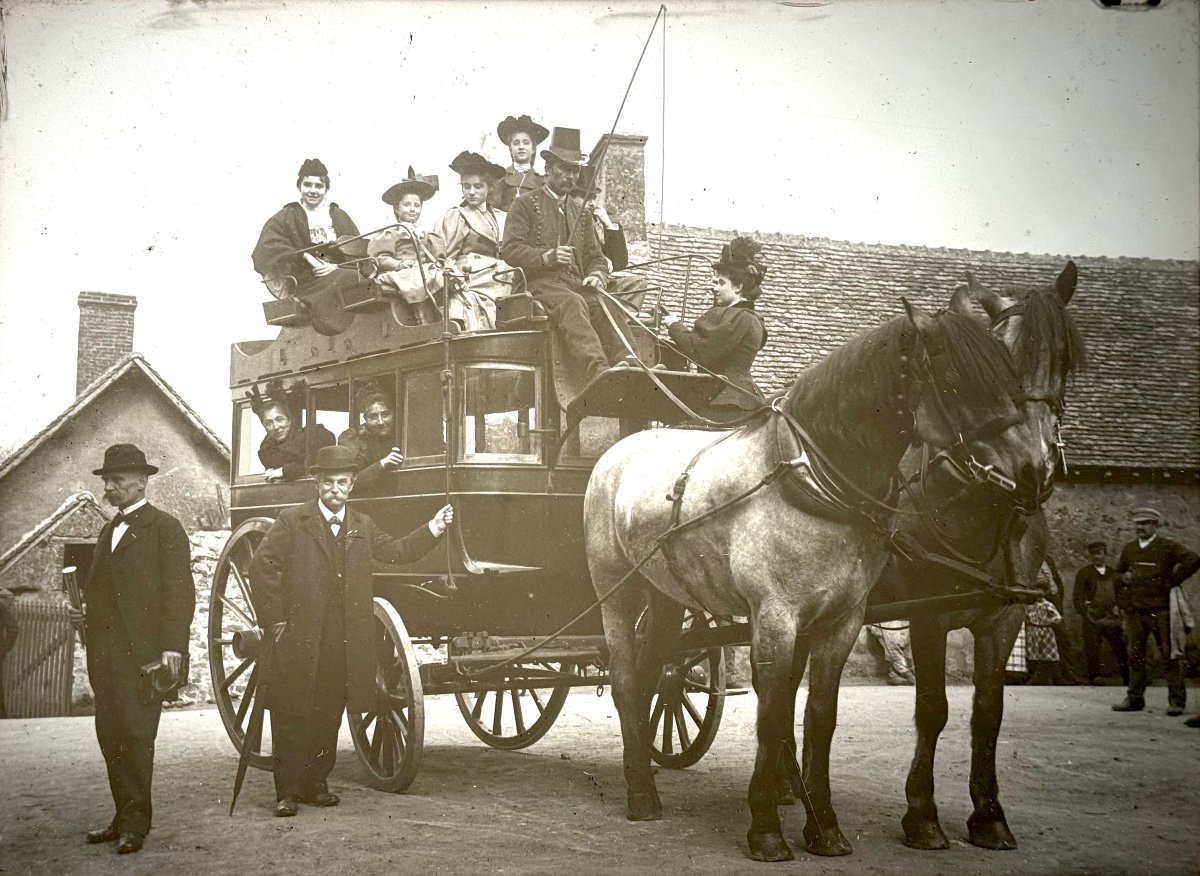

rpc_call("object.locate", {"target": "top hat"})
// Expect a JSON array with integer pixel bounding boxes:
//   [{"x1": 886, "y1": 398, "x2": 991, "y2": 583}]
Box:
[
  {"x1": 297, "y1": 158, "x2": 329, "y2": 179},
  {"x1": 309, "y1": 444, "x2": 360, "y2": 475},
  {"x1": 1130, "y1": 506, "x2": 1163, "y2": 524},
  {"x1": 93, "y1": 443, "x2": 159, "y2": 476},
  {"x1": 449, "y1": 150, "x2": 506, "y2": 181},
  {"x1": 497, "y1": 114, "x2": 549, "y2": 147},
  {"x1": 540, "y1": 127, "x2": 586, "y2": 168},
  {"x1": 381, "y1": 166, "x2": 438, "y2": 206}
]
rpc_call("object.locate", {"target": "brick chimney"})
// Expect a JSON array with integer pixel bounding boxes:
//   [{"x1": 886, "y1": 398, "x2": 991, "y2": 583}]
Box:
[
  {"x1": 590, "y1": 133, "x2": 648, "y2": 243},
  {"x1": 76, "y1": 292, "x2": 136, "y2": 395}
]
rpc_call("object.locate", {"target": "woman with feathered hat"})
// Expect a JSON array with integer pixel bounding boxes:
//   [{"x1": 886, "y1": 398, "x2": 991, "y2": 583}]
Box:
[
  {"x1": 251, "y1": 158, "x2": 363, "y2": 300},
  {"x1": 368, "y1": 167, "x2": 442, "y2": 324},
  {"x1": 489, "y1": 114, "x2": 549, "y2": 211},
  {"x1": 661, "y1": 236, "x2": 768, "y2": 422},
  {"x1": 427, "y1": 150, "x2": 514, "y2": 330},
  {"x1": 249, "y1": 379, "x2": 336, "y2": 482}
]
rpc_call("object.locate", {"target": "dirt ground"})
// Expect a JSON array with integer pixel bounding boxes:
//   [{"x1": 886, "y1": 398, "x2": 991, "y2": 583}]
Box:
[{"x1": 2, "y1": 683, "x2": 1197, "y2": 876}]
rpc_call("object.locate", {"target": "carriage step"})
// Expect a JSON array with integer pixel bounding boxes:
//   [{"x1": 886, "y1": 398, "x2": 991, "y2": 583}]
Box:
[{"x1": 448, "y1": 646, "x2": 601, "y2": 666}]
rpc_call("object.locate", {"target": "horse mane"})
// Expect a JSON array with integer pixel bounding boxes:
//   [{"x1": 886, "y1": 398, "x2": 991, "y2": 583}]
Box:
[
  {"x1": 784, "y1": 310, "x2": 1019, "y2": 457},
  {"x1": 1001, "y1": 286, "x2": 1088, "y2": 379}
]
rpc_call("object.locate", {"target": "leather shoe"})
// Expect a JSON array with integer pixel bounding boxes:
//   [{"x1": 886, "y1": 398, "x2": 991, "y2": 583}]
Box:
[
  {"x1": 115, "y1": 833, "x2": 143, "y2": 855},
  {"x1": 275, "y1": 798, "x2": 298, "y2": 817},
  {"x1": 86, "y1": 825, "x2": 119, "y2": 844},
  {"x1": 1111, "y1": 698, "x2": 1144, "y2": 712},
  {"x1": 299, "y1": 790, "x2": 340, "y2": 807},
  {"x1": 1167, "y1": 705, "x2": 1184, "y2": 717}
]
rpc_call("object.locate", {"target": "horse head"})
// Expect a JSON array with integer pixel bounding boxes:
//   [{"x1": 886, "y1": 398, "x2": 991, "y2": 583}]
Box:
[{"x1": 948, "y1": 261, "x2": 1086, "y2": 507}]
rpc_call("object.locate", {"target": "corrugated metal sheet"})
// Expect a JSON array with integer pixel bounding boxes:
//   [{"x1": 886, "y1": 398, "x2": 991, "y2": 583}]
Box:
[{"x1": 3, "y1": 597, "x2": 75, "y2": 718}]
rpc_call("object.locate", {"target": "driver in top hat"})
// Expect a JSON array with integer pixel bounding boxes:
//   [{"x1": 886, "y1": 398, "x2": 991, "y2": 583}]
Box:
[
  {"x1": 1110, "y1": 506, "x2": 1200, "y2": 716},
  {"x1": 67, "y1": 444, "x2": 195, "y2": 855},
  {"x1": 501, "y1": 126, "x2": 624, "y2": 389},
  {"x1": 248, "y1": 444, "x2": 454, "y2": 816}
]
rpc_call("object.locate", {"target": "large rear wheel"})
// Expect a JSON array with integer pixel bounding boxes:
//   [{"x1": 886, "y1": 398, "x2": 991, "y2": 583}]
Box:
[
  {"x1": 348, "y1": 598, "x2": 425, "y2": 792},
  {"x1": 208, "y1": 517, "x2": 274, "y2": 770},
  {"x1": 647, "y1": 609, "x2": 726, "y2": 768}
]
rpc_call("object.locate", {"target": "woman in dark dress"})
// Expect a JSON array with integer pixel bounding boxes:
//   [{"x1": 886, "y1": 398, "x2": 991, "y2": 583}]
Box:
[
  {"x1": 251, "y1": 158, "x2": 362, "y2": 299},
  {"x1": 489, "y1": 114, "x2": 549, "y2": 211},
  {"x1": 250, "y1": 381, "x2": 335, "y2": 483},
  {"x1": 337, "y1": 389, "x2": 401, "y2": 488},
  {"x1": 662, "y1": 235, "x2": 768, "y2": 422}
]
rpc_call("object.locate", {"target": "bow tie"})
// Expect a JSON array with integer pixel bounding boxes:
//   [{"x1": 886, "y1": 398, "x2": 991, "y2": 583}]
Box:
[
  {"x1": 328, "y1": 516, "x2": 343, "y2": 532},
  {"x1": 113, "y1": 510, "x2": 133, "y2": 526}
]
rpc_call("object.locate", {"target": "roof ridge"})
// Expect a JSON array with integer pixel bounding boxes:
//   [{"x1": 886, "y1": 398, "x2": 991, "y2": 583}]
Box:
[{"x1": 0, "y1": 491, "x2": 108, "y2": 575}]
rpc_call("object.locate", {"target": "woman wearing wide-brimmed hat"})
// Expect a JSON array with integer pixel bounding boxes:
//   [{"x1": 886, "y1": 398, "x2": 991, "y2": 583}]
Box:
[
  {"x1": 489, "y1": 114, "x2": 549, "y2": 211},
  {"x1": 661, "y1": 235, "x2": 768, "y2": 422},
  {"x1": 368, "y1": 167, "x2": 442, "y2": 324},
  {"x1": 427, "y1": 150, "x2": 514, "y2": 330},
  {"x1": 251, "y1": 158, "x2": 363, "y2": 300}
]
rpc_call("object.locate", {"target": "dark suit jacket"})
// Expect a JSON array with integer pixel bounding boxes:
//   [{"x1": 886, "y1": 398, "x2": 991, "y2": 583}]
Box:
[
  {"x1": 1073, "y1": 564, "x2": 1122, "y2": 627},
  {"x1": 668, "y1": 302, "x2": 766, "y2": 410},
  {"x1": 501, "y1": 187, "x2": 609, "y2": 287},
  {"x1": 82, "y1": 504, "x2": 195, "y2": 668},
  {"x1": 1114, "y1": 535, "x2": 1200, "y2": 613},
  {"x1": 249, "y1": 501, "x2": 440, "y2": 715}
]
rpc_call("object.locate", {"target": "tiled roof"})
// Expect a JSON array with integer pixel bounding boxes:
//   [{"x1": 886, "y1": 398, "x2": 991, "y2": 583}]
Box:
[
  {"x1": 0, "y1": 354, "x2": 230, "y2": 481},
  {"x1": 0, "y1": 492, "x2": 108, "y2": 576},
  {"x1": 646, "y1": 226, "x2": 1199, "y2": 471}
]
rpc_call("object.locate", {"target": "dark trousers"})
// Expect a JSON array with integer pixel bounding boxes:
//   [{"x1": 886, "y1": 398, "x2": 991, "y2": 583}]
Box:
[
  {"x1": 1124, "y1": 610, "x2": 1184, "y2": 707},
  {"x1": 530, "y1": 276, "x2": 621, "y2": 384},
  {"x1": 88, "y1": 649, "x2": 163, "y2": 837},
  {"x1": 271, "y1": 613, "x2": 347, "y2": 801},
  {"x1": 1082, "y1": 619, "x2": 1129, "y2": 684}
]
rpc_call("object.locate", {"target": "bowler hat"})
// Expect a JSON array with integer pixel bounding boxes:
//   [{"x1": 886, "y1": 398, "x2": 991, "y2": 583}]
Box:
[
  {"x1": 1131, "y1": 506, "x2": 1163, "y2": 524},
  {"x1": 540, "y1": 127, "x2": 586, "y2": 168},
  {"x1": 382, "y1": 166, "x2": 438, "y2": 206},
  {"x1": 93, "y1": 443, "x2": 159, "y2": 476},
  {"x1": 449, "y1": 150, "x2": 506, "y2": 181},
  {"x1": 309, "y1": 444, "x2": 360, "y2": 475},
  {"x1": 497, "y1": 114, "x2": 549, "y2": 147}
]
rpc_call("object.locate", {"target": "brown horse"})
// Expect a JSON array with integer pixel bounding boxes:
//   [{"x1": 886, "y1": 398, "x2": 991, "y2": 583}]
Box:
[
  {"x1": 585, "y1": 302, "x2": 1044, "y2": 861},
  {"x1": 884, "y1": 262, "x2": 1085, "y2": 851}
]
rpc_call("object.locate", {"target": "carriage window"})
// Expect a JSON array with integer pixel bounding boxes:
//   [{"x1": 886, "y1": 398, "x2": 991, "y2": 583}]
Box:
[
  {"x1": 310, "y1": 382, "x2": 351, "y2": 446},
  {"x1": 404, "y1": 370, "x2": 447, "y2": 460},
  {"x1": 559, "y1": 414, "x2": 622, "y2": 461},
  {"x1": 235, "y1": 402, "x2": 268, "y2": 478},
  {"x1": 460, "y1": 365, "x2": 540, "y2": 462}
]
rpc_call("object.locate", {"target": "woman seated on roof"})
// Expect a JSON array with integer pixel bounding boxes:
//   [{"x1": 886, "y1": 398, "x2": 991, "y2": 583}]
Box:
[
  {"x1": 488, "y1": 114, "x2": 549, "y2": 211},
  {"x1": 660, "y1": 236, "x2": 768, "y2": 423},
  {"x1": 251, "y1": 158, "x2": 363, "y2": 300},
  {"x1": 248, "y1": 380, "x2": 335, "y2": 483},
  {"x1": 427, "y1": 151, "x2": 516, "y2": 331},
  {"x1": 368, "y1": 167, "x2": 442, "y2": 325},
  {"x1": 337, "y1": 386, "x2": 401, "y2": 488}
]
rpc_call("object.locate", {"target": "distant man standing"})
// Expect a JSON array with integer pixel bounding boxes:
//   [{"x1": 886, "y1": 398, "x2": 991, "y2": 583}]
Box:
[
  {"x1": 249, "y1": 445, "x2": 453, "y2": 816},
  {"x1": 1073, "y1": 539, "x2": 1128, "y2": 685},
  {"x1": 1111, "y1": 508, "x2": 1200, "y2": 716},
  {"x1": 67, "y1": 444, "x2": 195, "y2": 855}
]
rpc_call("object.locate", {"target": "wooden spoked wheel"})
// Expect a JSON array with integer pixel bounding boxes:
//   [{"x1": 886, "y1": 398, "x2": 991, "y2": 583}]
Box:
[
  {"x1": 648, "y1": 610, "x2": 726, "y2": 769},
  {"x1": 348, "y1": 597, "x2": 425, "y2": 792},
  {"x1": 453, "y1": 659, "x2": 572, "y2": 750},
  {"x1": 208, "y1": 517, "x2": 275, "y2": 771}
]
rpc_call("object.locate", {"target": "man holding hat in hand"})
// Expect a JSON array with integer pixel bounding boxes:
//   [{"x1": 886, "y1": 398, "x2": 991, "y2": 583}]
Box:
[
  {"x1": 68, "y1": 444, "x2": 195, "y2": 855},
  {"x1": 1111, "y1": 507, "x2": 1200, "y2": 715},
  {"x1": 248, "y1": 445, "x2": 453, "y2": 816}
]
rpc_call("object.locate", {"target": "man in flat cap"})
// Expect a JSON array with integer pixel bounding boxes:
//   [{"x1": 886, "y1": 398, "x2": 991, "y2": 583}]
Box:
[
  {"x1": 502, "y1": 127, "x2": 623, "y2": 392},
  {"x1": 1111, "y1": 507, "x2": 1200, "y2": 715},
  {"x1": 248, "y1": 445, "x2": 454, "y2": 816},
  {"x1": 67, "y1": 444, "x2": 195, "y2": 855},
  {"x1": 1073, "y1": 538, "x2": 1128, "y2": 686}
]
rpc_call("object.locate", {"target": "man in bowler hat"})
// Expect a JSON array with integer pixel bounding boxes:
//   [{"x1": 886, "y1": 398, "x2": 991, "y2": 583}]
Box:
[
  {"x1": 67, "y1": 444, "x2": 195, "y2": 854},
  {"x1": 248, "y1": 445, "x2": 453, "y2": 816},
  {"x1": 1111, "y1": 507, "x2": 1200, "y2": 715}
]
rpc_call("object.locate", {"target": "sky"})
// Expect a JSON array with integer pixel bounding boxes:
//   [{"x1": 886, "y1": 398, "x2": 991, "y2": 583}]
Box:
[{"x1": 0, "y1": 0, "x2": 1197, "y2": 454}]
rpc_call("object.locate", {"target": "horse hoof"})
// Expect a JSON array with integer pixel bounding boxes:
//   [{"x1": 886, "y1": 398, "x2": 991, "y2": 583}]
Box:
[
  {"x1": 626, "y1": 790, "x2": 662, "y2": 822},
  {"x1": 804, "y1": 827, "x2": 853, "y2": 857},
  {"x1": 901, "y1": 819, "x2": 951, "y2": 851},
  {"x1": 968, "y1": 818, "x2": 1017, "y2": 851},
  {"x1": 747, "y1": 832, "x2": 794, "y2": 862}
]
